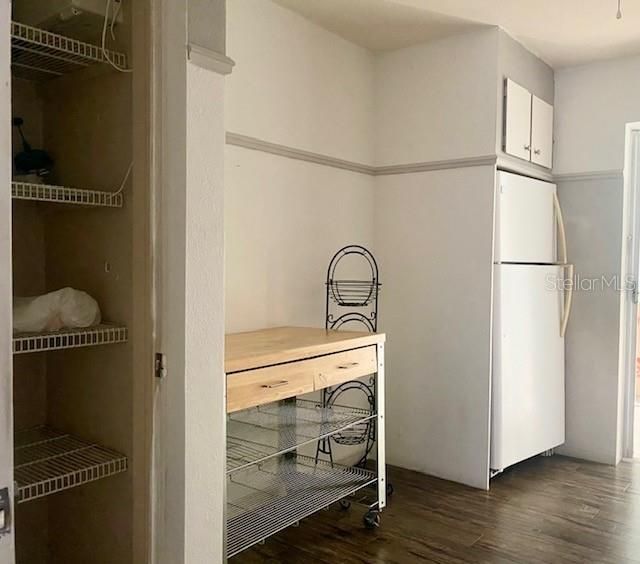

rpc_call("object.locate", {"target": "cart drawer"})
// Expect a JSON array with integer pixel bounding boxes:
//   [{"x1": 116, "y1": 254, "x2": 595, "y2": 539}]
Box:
[
  {"x1": 227, "y1": 346, "x2": 378, "y2": 412},
  {"x1": 314, "y1": 346, "x2": 377, "y2": 389},
  {"x1": 227, "y1": 364, "x2": 315, "y2": 413}
]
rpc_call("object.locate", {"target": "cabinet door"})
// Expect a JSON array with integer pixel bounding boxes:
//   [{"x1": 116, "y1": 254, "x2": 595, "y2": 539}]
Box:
[
  {"x1": 504, "y1": 79, "x2": 532, "y2": 162},
  {"x1": 531, "y1": 95, "x2": 554, "y2": 169}
]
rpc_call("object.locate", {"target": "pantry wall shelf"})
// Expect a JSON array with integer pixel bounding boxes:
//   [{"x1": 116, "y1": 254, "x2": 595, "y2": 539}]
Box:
[
  {"x1": 12, "y1": 324, "x2": 128, "y2": 354},
  {"x1": 11, "y1": 181, "x2": 124, "y2": 208},
  {"x1": 11, "y1": 21, "x2": 128, "y2": 81},
  {"x1": 14, "y1": 426, "x2": 128, "y2": 504}
]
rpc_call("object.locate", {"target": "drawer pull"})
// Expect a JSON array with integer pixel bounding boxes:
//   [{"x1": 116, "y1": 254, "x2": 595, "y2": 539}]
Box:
[
  {"x1": 337, "y1": 362, "x2": 359, "y2": 369},
  {"x1": 261, "y1": 380, "x2": 289, "y2": 389}
]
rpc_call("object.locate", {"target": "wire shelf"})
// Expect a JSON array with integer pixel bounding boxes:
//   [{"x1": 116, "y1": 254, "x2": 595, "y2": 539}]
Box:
[
  {"x1": 13, "y1": 324, "x2": 128, "y2": 354},
  {"x1": 327, "y1": 280, "x2": 381, "y2": 307},
  {"x1": 15, "y1": 426, "x2": 128, "y2": 504},
  {"x1": 227, "y1": 399, "x2": 374, "y2": 473},
  {"x1": 11, "y1": 21, "x2": 128, "y2": 81},
  {"x1": 12, "y1": 181, "x2": 124, "y2": 208},
  {"x1": 227, "y1": 455, "x2": 376, "y2": 557}
]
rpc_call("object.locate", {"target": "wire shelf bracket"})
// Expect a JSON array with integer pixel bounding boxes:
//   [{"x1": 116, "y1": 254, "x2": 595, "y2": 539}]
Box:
[
  {"x1": 12, "y1": 324, "x2": 128, "y2": 354},
  {"x1": 14, "y1": 426, "x2": 128, "y2": 504},
  {"x1": 11, "y1": 21, "x2": 128, "y2": 80},
  {"x1": 12, "y1": 181, "x2": 124, "y2": 208}
]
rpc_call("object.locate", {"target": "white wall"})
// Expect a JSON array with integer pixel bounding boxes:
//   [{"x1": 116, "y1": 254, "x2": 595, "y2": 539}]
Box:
[
  {"x1": 374, "y1": 28, "x2": 499, "y2": 166},
  {"x1": 157, "y1": 2, "x2": 226, "y2": 563},
  {"x1": 555, "y1": 55, "x2": 640, "y2": 175},
  {"x1": 554, "y1": 55, "x2": 640, "y2": 465},
  {"x1": 374, "y1": 166, "x2": 496, "y2": 489},
  {"x1": 225, "y1": 146, "x2": 374, "y2": 332},
  {"x1": 371, "y1": 28, "x2": 502, "y2": 489},
  {"x1": 225, "y1": 0, "x2": 376, "y2": 333},
  {"x1": 184, "y1": 62, "x2": 226, "y2": 563},
  {"x1": 226, "y1": 0, "x2": 375, "y2": 165},
  {"x1": 557, "y1": 177, "x2": 623, "y2": 464}
]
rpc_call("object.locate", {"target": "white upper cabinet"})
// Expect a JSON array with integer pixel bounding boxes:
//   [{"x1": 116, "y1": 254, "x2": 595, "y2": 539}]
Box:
[
  {"x1": 531, "y1": 95, "x2": 554, "y2": 169},
  {"x1": 504, "y1": 79, "x2": 532, "y2": 162},
  {"x1": 503, "y1": 79, "x2": 554, "y2": 169}
]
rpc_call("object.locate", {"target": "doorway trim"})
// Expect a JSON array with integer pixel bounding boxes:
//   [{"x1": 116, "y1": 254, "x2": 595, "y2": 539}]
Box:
[{"x1": 620, "y1": 122, "x2": 640, "y2": 460}]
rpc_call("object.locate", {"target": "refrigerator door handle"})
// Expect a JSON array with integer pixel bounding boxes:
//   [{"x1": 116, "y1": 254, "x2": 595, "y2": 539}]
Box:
[
  {"x1": 553, "y1": 192, "x2": 568, "y2": 265},
  {"x1": 560, "y1": 263, "x2": 574, "y2": 338}
]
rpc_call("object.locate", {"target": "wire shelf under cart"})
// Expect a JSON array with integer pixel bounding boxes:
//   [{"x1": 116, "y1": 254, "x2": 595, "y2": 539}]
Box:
[
  {"x1": 227, "y1": 399, "x2": 375, "y2": 473},
  {"x1": 227, "y1": 454, "x2": 376, "y2": 557}
]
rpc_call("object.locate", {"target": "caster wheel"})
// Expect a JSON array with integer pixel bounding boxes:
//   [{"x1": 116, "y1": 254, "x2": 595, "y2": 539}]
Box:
[
  {"x1": 386, "y1": 482, "x2": 394, "y2": 497},
  {"x1": 363, "y1": 510, "x2": 380, "y2": 529},
  {"x1": 339, "y1": 499, "x2": 351, "y2": 511}
]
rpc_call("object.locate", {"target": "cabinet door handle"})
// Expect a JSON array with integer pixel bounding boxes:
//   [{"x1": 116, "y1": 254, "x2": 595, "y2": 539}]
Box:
[
  {"x1": 261, "y1": 380, "x2": 289, "y2": 389},
  {"x1": 534, "y1": 148, "x2": 541, "y2": 155},
  {"x1": 337, "y1": 362, "x2": 359, "y2": 369},
  {"x1": 524, "y1": 144, "x2": 531, "y2": 151}
]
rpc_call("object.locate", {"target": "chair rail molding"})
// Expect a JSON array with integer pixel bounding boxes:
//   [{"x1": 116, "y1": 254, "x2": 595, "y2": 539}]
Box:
[
  {"x1": 226, "y1": 132, "x2": 498, "y2": 176},
  {"x1": 554, "y1": 170, "x2": 624, "y2": 183},
  {"x1": 226, "y1": 132, "x2": 375, "y2": 175}
]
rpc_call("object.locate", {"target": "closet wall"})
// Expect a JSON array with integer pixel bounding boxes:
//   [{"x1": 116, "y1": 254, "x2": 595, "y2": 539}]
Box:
[
  {"x1": 225, "y1": 0, "x2": 376, "y2": 333},
  {"x1": 11, "y1": 78, "x2": 48, "y2": 564},
  {"x1": 44, "y1": 70, "x2": 134, "y2": 564},
  {"x1": 12, "y1": 80, "x2": 46, "y2": 436},
  {"x1": 554, "y1": 54, "x2": 640, "y2": 464},
  {"x1": 11, "y1": 95, "x2": 45, "y2": 563}
]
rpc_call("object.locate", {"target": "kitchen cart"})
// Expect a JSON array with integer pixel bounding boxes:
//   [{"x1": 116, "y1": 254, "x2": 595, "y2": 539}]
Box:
[{"x1": 225, "y1": 326, "x2": 387, "y2": 558}]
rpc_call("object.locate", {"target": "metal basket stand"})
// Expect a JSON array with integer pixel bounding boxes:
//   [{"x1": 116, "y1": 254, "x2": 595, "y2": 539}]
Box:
[{"x1": 317, "y1": 245, "x2": 392, "y2": 521}]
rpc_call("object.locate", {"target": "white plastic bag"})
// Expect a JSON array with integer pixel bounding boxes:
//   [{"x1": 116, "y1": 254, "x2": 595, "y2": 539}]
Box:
[{"x1": 13, "y1": 287, "x2": 101, "y2": 334}]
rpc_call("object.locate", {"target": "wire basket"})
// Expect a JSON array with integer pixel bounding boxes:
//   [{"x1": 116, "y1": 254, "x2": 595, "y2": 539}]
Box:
[
  {"x1": 327, "y1": 279, "x2": 381, "y2": 307},
  {"x1": 325, "y1": 245, "x2": 381, "y2": 313}
]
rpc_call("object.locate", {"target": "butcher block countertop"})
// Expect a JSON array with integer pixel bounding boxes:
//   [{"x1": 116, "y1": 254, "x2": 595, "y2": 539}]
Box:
[{"x1": 225, "y1": 326, "x2": 385, "y2": 374}]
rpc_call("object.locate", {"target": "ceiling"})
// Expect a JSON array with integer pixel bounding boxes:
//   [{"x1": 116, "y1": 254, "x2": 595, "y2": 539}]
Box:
[{"x1": 272, "y1": 0, "x2": 640, "y2": 68}]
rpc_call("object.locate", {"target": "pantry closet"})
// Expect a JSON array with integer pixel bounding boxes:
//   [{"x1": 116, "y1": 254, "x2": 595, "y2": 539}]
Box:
[{"x1": 5, "y1": 1, "x2": 152, "y2": 563}]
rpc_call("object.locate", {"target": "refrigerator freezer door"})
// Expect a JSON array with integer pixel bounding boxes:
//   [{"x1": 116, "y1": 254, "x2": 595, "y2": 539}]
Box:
[
  {"x1": 495, "y1": 171, "x2": 557, "y2": 264},
  {"x1": 491, "y1": 264, "x2": 565, "y2": 471}
]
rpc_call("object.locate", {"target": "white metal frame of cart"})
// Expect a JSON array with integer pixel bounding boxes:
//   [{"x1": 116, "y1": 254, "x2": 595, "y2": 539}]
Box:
[{"x1": 224, "y1": 328, "x2": 387, "y2": 558}]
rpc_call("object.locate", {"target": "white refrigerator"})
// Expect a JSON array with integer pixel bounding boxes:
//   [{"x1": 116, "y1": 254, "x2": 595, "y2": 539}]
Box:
[{"x1": 491, "y1": 171, "x2": 574, "y2": 473}]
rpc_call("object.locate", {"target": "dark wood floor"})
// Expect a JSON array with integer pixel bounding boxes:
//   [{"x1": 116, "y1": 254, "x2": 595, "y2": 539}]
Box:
[{"x1": 231, "y1": 456, "x2": 640, "y2": 563}]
